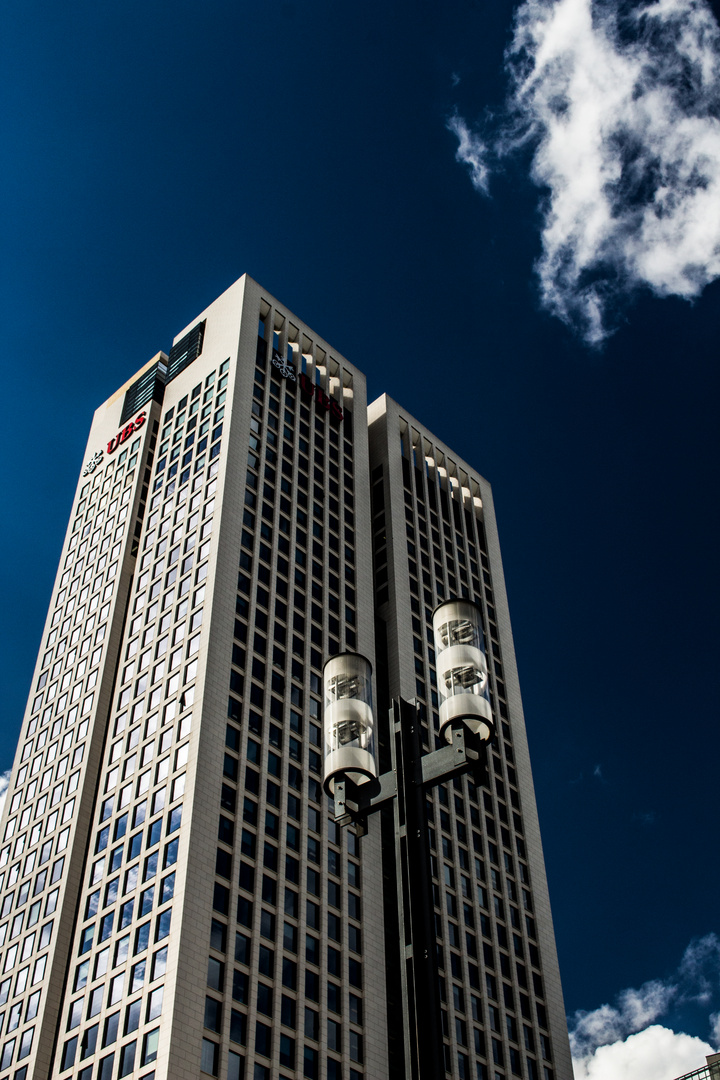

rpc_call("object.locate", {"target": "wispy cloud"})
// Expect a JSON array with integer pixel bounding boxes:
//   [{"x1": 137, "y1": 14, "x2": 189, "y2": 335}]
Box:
[
  {"x1": 448, "y1": 0, "x2": 720, "y2": 345},
  {"x1": 447, "y1": 115, "x2": 492, "y2": 195},
  {"x1": 678, "y1": 934, "x2": 720, "y2": 1004},
  {"x1": 712, "y1": 1011, "x2": 720, "y2": 1045},
  {"x1": 570, "y1": 978, "x2": 676, "y2": 1058},
  {"x1": 570, "y1": 935, "x2": 720, "y2": 1077}
]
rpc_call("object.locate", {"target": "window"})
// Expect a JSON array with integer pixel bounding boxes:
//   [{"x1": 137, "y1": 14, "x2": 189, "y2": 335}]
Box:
[
  {"x1": 263, "y1": 879, "x2": 278, "y2": 910},
  {"x1": 327, "y1": 1018, "x2": 341, "y2": 1052},
  {"x1": 160, "y1": 872, "x2": 175, "y2": 904},
  {"x1": 129, "y1": 961, "x2": 145, "y2": 995},
  {"x1": 257, "y1": 982, "x2": 273, "y2": 1016},
  {"x1": 306, "y1": 935, "x2": 319, "y2": 965},
  {"x1": 349, "y1": 994, "x2": 363, "y2": 1025},
  {"x1": 258, "y1": 944, "x2": 274, "y2": 977},
  {"x1": 89, "y1": 985, "x2": 104, "y2": 1017},
  {"x1": 210, "y1": 920, "x2": 226, "y2": 952},
  {"x1": 304, "y1": 1045, "x2": 319, "y2": 1080},
  {"x1": 304, "y1": 1007, "x2": 319, "y2": 1039},
  {"x1": 119, "y1": 899, "x2": 134, "y2": 929},
  {"x1": 229, "y1": 1009, "x2": 246, "y2": 1047},
  {"x1": 155, "y1": 909, "x2": 171, "y2": 941},
  {"x1": 281, "y1": 994, "x2": 296, "y2": 1027},
  {"x1": 151, "y1": 946, "x2": 168, "y2": 980},
  {"x1": 280, "y1": 1033, "x2": 296, "y2": 1067},
  {"x1": 61, "y1": 1036, "x2": 77, "y2": 1072},
  {"x1": 201, "y1": 1038, "x2": 218, "y2": 1076},
  {"x1": 327, "y1": 982, "x2": 341, "y2": 1015},
  {"x1": 235, "y1": 932, "x2": 250, "y2": 965},
  {"x1": 103, "y1": 1012, "x2": 119, "y2": 1048},
  {"x1": 124, "y1": 1000, "x2": 141, "y2": 1034},
  {"x1": 67, "y1": 998, "x2": 83, "y2": 1030},
  {"x1": 79, "y1": 925, "x2": 94, "y2": 955},
  {"x1": 98, "y1": 1053, "x2": 115, "y2": 1080},
  {"x1": 207, "y1": 957, "x2": 224, "y2": 991},
  {"x1": 142, "y1": 1027, "x2": 159, "y2": 1066},
  {"x1": 256, "y1": 1020, "x2": 271, "y2": 1057},
  {"x1": 204, "y1": 997, "x2": 222, "y2": 1033},
  {"x1": 134, "y1": 922, "x2": 150, "y2": 955},
  {"x1": 349, "y1": 1030, "x2": 363, "y2": 1064}
]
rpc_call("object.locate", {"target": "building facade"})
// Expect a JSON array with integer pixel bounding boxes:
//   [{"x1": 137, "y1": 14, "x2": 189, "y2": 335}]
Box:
[
  {"x1": 673, "y1": 1056, "x2": 720, "y2": 1080},
  {"x1": 367, "y1": 398, "x2": 571, "y2": 1080},
  {"x1": 0, "y1": 275, "x2": 571, "y2": 1080}
]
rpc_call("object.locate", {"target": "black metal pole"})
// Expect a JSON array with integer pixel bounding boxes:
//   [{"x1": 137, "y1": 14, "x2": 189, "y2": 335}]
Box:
[
  {"x1": 330, "y1": 698, "x2": 486, "y2": 1080},
  {"x1": 391, "y1": 698, "x2": 445, "y2": 1080}
]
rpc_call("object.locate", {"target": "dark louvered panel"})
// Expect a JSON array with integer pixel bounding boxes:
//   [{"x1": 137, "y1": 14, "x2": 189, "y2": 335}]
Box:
[
  {"x1": 166, "y1": 320, "x2": 206, "y2": 384},
  {"x1": 120, "y1": 359, "x2": 167, "y2": 424}
]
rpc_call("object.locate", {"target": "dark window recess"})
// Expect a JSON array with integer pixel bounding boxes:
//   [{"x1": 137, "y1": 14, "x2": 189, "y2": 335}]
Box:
[
  {"x1": 120, "y1": 360, "x2": 167, "y2": 425},
  {"x1": 165, "y1": 321, "x2": 206, "y2": 384}
]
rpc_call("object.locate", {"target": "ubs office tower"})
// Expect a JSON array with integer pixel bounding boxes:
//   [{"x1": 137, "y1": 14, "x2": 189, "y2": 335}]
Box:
[{"x1": 0, "y1": 276, "x2": 572, "y2": 1080}]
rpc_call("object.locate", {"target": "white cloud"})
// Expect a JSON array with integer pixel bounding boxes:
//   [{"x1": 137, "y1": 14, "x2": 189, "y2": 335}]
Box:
[
  {"x1": 446, "y1": 115, "x2": 492, "y2": 195},
  {"x1": 449, "y1": 0, "x2": 720, "y2": 344},
  {"x1": 0, "y1": 771, "x2": 10, "y2": 820},
  {"x1": 573, "y1": 1024, "x2": 714, "y2": 1080},
  {"x1": 570, "y1": 978, "x2": 676, "y2": 1057},
  {"x1": 569, "y1": 935, "x2": 720, "y2": 1077}
]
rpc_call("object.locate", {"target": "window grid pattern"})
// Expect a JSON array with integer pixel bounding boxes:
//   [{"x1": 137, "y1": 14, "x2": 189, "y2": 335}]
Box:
[
  {"x1": 379, "y1": 422, "x2": 555, "y2": 1080},
  {"x1": 53, "y1": 364, "x2": 225, "y2": 1080},
  {"x1": 0, "y1": 424, "x2": 157, "y2": 1078},
  {"x1": 199, "y1": 303, "x2": 365, "y2": 1080}
]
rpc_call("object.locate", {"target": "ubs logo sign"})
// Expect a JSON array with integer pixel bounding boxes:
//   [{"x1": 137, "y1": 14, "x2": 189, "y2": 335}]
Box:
[
  {"x1": 271, "y1": 350, "x2": 344, "y2": 423},
  {"x1": 84, "y1": 411, "x2": 147, "y2": 475},
  {"x1": 82, "y1": 450, "x2": 104, "y2": 477},
  {"x1": 271, "y1": 350, "x2": 297, "y2": 381},
  {"x1": 107, "y1": 411, "x2": 146, "y2": 454}
]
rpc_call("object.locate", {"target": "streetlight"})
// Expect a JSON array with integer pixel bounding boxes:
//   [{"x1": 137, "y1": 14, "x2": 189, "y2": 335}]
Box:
[
  {"x1": 322, "y1": 653, "x2": 377, "y2": 796},
  {"x1": 434, "y1": 597, "x2": 493, "y2": 743},
  {"x1": 322, "y1": 599, "x2": 493, "y2": 1080}
]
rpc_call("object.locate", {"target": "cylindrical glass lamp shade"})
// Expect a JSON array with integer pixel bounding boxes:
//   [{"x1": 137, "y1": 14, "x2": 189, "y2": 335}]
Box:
[
  {"x1": 322, "y1": 653, "x2": 377, "y2": 795},
  {"x1": 433, "y1": 599, "x2": 494, "y2": 743}
]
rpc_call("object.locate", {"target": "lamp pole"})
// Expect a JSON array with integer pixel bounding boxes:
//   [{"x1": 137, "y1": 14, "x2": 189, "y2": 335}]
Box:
[
  {"x1": 324, "y1": 600, "x2": 493, "y2": 1080},
  {"x1": 332, "y1": 703, "x2": 486, "y2": 1080}
]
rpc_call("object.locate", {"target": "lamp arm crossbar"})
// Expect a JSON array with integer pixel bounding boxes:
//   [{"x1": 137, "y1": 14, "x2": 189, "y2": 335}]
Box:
[{"x1": 331, "y1": 722, "x2": 483, "y2": 828}]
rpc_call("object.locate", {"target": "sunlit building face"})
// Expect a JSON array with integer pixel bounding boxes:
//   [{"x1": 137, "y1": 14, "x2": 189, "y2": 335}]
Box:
[{"x1": 0, "y1": 275, "x2": 572, "y2": 1080}]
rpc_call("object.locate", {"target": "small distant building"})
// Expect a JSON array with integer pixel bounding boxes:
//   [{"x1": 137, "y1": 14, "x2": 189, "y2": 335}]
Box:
[{"x1": 674, "y1": 1054, "x2": 720, "y2": 1080}]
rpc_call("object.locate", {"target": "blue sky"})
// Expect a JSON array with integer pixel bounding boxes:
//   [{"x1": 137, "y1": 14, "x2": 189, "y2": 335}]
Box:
[{"x1": 2, "y1": 0, "x2": 720, "y2": 1074}]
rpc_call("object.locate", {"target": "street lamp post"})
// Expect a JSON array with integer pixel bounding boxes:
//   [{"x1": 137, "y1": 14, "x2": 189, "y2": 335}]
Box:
[{"x1": 322, "y1": 600, "x2": 494, "y2": 1080}]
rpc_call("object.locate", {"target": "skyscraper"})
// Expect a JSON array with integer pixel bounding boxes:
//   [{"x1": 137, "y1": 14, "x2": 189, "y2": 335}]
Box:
[
  {"x1": 367, "y1": 398, "x2": 571, "y2": 1080},
  {"x1": 0, "y1": 275, "x2": 571, "y2": 1080}
]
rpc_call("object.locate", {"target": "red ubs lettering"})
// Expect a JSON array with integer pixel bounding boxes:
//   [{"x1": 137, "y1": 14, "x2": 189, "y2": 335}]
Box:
[
  {"x1": 297, "y1": 373, "x2": 344, "y2": 423},
  {"x1": 107, "y1": 411, "x2": 146, "y2": 454}
]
